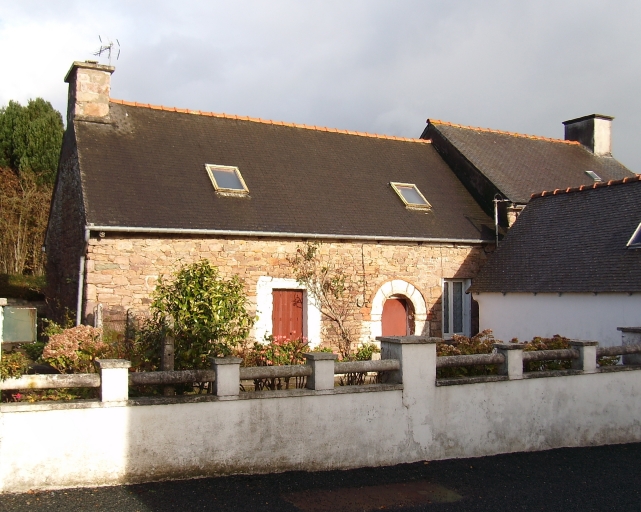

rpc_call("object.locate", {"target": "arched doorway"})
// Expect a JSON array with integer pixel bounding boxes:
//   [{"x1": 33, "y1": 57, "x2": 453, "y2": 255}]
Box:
[
  {"x1": 370, "y1": 280, "x2": 427, "y2": 339},
  {"x1": 381, "y1": 296, "x2": 415, "y2": 336}
]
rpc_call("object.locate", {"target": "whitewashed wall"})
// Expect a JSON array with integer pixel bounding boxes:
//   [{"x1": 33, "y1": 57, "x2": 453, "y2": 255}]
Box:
[
  {"x1": 474, "y1": 292, "x2": 641, "y2": 346},
  {"x1": 2, "y1": 339, "x2": 641, "y2": 493}
]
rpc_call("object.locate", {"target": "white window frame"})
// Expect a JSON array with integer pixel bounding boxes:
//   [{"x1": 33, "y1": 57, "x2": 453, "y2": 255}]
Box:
[
  {"x1": 254, "y1": 277, "x2": 322, "y2": 347},
  {"x1": 390, "y1": 182, "x2": 432, "y2": 210},
  {"x1": 627, "y1": 221, "x2": 641, "y2": 248},
  {"x1": 442, "y1": 279, "x2": 471, "y2": 339},
  {"x1": 205, "y1": 164, "x2": 249, "y2": 194}
]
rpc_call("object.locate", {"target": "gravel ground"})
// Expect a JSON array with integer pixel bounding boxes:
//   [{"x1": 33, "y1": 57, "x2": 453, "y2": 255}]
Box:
[{"x1": 1, "y1": 443, "x2": 640, "y2": 511}]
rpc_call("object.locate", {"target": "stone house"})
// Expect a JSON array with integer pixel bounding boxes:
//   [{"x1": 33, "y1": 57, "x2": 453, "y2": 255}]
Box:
[
  {"x1": 45, "y1": 61, "x2": 497, "y2": 346},
  {"x1": 469, "y1": 176, "x2": 641, "y2": 346},
  {"x1": 421, "y1": 116, "x2": 634, "y2": 231}
]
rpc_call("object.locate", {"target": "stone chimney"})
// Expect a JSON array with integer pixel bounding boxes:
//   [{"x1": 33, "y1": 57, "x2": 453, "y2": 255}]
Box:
[
  {"x1": 64, "y1": 60, "x2": 115, "y2": 125},
  {"x1": 563, "y1": 114, "x2": 614, "y2": 156}
]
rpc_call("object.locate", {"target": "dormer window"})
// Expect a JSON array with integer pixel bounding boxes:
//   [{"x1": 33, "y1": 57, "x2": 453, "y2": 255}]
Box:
[
  {"x1": 390, "y1": 182, "x2": 431, "y2": 210},
  {"x1": 206, "y1": 164, "x2": 249, "y2": 195},
  {"x1": 628, "y1": 222, "x2": 641, "y2": 248},
  {"x1": 585, "y1": 170, "x2": 602, "y2": 182}
]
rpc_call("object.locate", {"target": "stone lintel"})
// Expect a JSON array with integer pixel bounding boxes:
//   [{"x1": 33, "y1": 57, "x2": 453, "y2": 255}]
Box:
[
  {"x1": 493, "y1": 343, "x2": 524, "y2": 350},
  {"x1": 211, "y1": 357, "x2": 243, "y2": 366},
  {"x1": 95, "y1": 359, "x2": 131, "y2": 369},
  {"x1": 304, "y1": 352, "x2": 338, "y2": 361}
]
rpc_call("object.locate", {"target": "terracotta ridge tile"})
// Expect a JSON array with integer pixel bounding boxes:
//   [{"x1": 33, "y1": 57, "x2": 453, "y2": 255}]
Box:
[
  {"x1": 428, "y1": 118, "x2": 579, "y2": 145},
  {"x1": 109, "y1": 98, "x2": 431, "y2": 144},
  {"x1": 530, "y1": 174, "x2": 641, "y2": 199}
]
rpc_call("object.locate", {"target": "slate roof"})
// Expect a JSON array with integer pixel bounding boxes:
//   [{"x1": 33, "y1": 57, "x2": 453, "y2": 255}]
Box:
[
  {"x1": 469, "y1": 176, "x2": 641, "y2": 293},
  {"x1": 73, "y1": 101, "x2": 494, "y2": 241},
  {"x1": 427, "y1": 120, "x2": 635, "y2": 204}
]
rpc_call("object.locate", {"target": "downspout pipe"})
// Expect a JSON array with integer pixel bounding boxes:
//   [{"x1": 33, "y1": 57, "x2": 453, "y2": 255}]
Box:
[
  {"x1": 76, "y1": 227, "x2": 90, "y2": 326},
  {"x1": 493, "y1": 195, "x2": 510, "y2": 246}
]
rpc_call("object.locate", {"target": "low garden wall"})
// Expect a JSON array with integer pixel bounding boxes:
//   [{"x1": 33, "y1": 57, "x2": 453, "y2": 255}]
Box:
[{"x1": 2, "y1": 336, "x2": 641, "y2": 493}]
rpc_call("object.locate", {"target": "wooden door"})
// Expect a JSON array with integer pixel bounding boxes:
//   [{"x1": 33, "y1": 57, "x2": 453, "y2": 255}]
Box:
[
  {"x1": 272, "y1": 289, "x2": 304, "y2": 340},
  {"x1": 382, "y1": 298, "x2": 409, "y2": 336}
]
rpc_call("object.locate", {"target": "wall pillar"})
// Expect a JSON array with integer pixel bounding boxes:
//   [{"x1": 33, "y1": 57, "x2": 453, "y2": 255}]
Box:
[
  {"x1": 377, "y1": 336, "x2": 438, "y2": 386},
  {"x1": 304, "y1": 352, "x2": 338, "y2": 390},
  {"x1": 570, "y1": 341, "x2": 598, "y2": 373},
  {"x1": 95, "y1": 359, "x2": 131, "y2": 402},
  {"x1": 211, "y1": 357, "x2": 242, "y2": 397},
  {"x1": 494, "y1": 344, "x2": 523, "y2": 380},
  {"x1": 618, "y1": 328, "x2": 641, "y2": 365}
]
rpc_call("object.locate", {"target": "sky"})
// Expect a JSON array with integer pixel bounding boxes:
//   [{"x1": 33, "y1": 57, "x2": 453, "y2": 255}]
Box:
[{"x1": 1, "y1": 0, "x2": 640, "y2": 171}]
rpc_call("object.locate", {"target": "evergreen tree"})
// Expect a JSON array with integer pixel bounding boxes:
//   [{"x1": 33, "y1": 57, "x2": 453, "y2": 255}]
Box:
[{"x1": 0, "y1": 98, "x2": 64, "y2": 185}]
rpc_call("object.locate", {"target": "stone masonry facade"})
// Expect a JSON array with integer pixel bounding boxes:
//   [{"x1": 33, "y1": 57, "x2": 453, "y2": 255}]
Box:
[{"x1": 83, "y1": 234, "x2": 489, "y2": 343}]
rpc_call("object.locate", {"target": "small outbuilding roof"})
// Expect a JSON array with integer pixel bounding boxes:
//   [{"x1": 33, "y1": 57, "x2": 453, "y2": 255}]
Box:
[
  {"x1": 73, "y1": 101, "x2": 494, "y2": 241},
  {"x1": 469, "y1": 176, "x2": 641, "y2": 293},
  {"x1": 425, "y1": 120, "x2": 634, "y2": 204}
]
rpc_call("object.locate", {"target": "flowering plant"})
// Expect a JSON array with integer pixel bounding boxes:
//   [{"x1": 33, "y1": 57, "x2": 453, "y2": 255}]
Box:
[{"x1": 42, "y1": 325, "x2": 110, "y2": 373}]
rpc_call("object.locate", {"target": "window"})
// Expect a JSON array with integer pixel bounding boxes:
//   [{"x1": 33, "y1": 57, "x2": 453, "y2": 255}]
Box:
[
  {"x1": 442, "y1": 279, "x2": 471, "y2": 338},
  {"x1": 628, "y1": 222, "x2": 641, "y2": 248},
  {"x1": 205, "y1": 164, "x2": 249, "y2": 194},
  {"x1": 390, "y1": 182, "x2": 431, "y2": 210},
  {"x1": 585, "y1": 170, "x2": 602, "y2": 182}
]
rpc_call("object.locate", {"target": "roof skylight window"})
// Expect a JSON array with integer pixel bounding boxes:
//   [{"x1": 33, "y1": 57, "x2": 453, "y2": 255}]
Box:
[
  {"x1": 390, "y1": 182, "x2": 431, "y2": 210},
  {"x1": 205, "y1": 164, "x2": 249, "y2": 195},
  {"x1": 627, "y1": 222, "x2": 641, "y2": 248},
  {"x1": 585, "y1": 170, "x2": 602, "y2": 182}
]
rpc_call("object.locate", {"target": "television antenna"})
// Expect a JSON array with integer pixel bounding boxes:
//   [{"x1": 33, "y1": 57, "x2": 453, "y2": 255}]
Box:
[{"x1": 93, "y1": 36, "x2": 120, "y2": 66}]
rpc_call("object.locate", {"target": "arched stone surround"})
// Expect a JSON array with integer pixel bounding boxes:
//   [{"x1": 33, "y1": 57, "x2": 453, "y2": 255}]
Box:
[{"x1": 370, "y1": 279, "x2": 428, "y2": 340}]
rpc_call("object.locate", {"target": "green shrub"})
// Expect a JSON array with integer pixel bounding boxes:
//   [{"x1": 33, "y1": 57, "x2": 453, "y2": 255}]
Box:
[
  {"x1": 0, "y1": 350, "x2": 30, "y2": 380},
  {"x1": 138, "y1": 260, "x2": 255, "y2": 371},
  {"x1": 436, "y1": 330, "x2": 499, "y2": 378},
  {"x1": 236, "y1": 335, "x2": 310, "y2": 390},
  {"x1": 436, "y1": 331, "x2": 620, "y2": 379}
]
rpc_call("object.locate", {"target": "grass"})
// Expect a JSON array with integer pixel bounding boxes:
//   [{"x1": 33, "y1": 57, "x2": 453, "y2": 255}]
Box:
[{"x1": 0, "y1": 273, "x2": 46, "y2": 300}]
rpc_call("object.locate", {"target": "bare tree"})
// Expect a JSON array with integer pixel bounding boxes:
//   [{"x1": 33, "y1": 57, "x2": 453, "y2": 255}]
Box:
[{"x1": 288, "y1": 242, "x2": 361, "y2": 358}]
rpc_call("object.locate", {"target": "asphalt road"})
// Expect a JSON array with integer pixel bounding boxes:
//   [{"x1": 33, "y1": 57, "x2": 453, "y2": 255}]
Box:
[{"x1": 1, "y1": 443, "x2": 640, "y2": 511}]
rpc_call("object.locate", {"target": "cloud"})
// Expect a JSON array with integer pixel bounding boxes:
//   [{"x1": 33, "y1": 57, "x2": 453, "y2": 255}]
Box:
[{"x1": 1, "y1": 0, "x2": 640, "y2": 169}]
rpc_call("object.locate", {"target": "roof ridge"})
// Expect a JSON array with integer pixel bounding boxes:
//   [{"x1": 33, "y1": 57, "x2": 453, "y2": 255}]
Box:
[
  {"x1": 110, "y1": 99, "x2": 432, "y2": 144},
  {"x1": 530, "y1": 175, "x2": 641, "y2": 200},
  {"x1": 428, "y1": 118, "x2": 580, "y2": 145}
]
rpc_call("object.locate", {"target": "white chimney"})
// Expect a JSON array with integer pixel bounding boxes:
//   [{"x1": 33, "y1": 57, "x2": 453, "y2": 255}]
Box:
[
  {"x1": 563, "y1": 114, "x2": 613, "y2": 156},
  {"x1": 64, "y1": 60, "x2": 115, "y2": 125}
]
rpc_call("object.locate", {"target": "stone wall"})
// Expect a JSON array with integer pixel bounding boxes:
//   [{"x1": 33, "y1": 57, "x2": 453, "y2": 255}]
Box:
[
  {"x1": 45, "y1": 126, "x2": 86, "y2": 322},
  {"x1": 83, "y1": 234, "x2": 489, "y2": 343}
]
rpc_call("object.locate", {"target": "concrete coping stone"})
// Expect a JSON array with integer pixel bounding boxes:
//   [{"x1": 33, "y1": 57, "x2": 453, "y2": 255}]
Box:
[
  {"x1": 617, "y1": 327, "x2": 641, "y2": 333},
  {"x1": 376, "y1": 336, "x2": 439, "y2": 344},
  {"x1": 0, "y1": 384, "x2": 404, "y2": 412},
  {"x1": 211, "y1": 357, "x2": 243, "y2": 365},
  {"x1": 493, "y1": 343, "x2": 524, "y2": 350},
  {"x1": 523, "y1": 369, "x2": 584, "y2": 379},
  {"x1": 597, "y1": 365, "x2": 641, "y2": 373},
  {"x1": 304, "y1": 352, "x2": 339, "y2": 361},
  {"x1": 436, "y1": 375, "x2": 509, "y2": 387},
  {"x1": 569, "y1": 340, "x2": 599, "y2": 346},
  {"x1": 95, "y1": 359, "x2": 131, "y2": 369}
]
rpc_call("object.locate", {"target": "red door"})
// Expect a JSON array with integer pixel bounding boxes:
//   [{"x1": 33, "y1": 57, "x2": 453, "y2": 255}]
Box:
[
  {"x1": 382, "y1": 298, "x2": 409, "y2": 336},
  {"x1": 272, "y1": 290, "x2": 304, "y2": 341}
]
